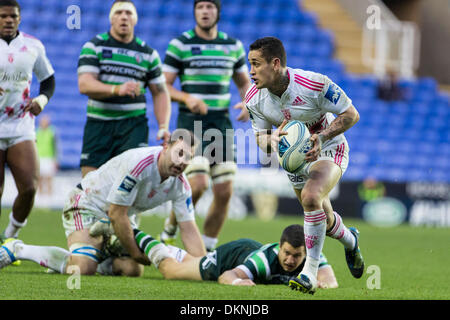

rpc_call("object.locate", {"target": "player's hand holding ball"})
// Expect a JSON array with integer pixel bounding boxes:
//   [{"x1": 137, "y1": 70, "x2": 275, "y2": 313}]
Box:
[
  {"x1": 305, "y1": 133, "x2": 324, "y2": 162},
  {"x1": 270, "y1": 119, "x2": 288, "y2": 153}
]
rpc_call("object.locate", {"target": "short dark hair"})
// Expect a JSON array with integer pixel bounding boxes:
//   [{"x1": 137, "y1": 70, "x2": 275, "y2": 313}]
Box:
[
  {"x1": 0, "y1": 0, "x2": 20, "y2": 11},
  {"x1": 280, "y1": 224, "x2": 305, "y2": 248},
  {"x1": 249, "y1": 37, "x2": 287, "y2": 67}
]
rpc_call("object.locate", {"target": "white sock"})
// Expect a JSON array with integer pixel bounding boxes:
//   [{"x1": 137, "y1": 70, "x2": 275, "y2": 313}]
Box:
[
  {"x1": 302, "y1": 209, "x2": 327, "y2": 278},
  {"x1": 4, "y1": 212, "x2": 27, "y2": 238},
  {"x1": 326, "y1": 211, "x2": 356, "y2": 250},
  {"x1": 15, "y1": 243, "x2": 70, "y2": 274},
  {"x1": 202, "y1": 235, "x2": 218, "y2": 251},
  {"x1": 167, "y1": 244, "x2": 187, "y2": 262}
]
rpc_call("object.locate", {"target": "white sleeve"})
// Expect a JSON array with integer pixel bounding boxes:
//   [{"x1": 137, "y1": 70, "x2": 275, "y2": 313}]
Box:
[
  {"x1": 318, "y1": 76, "x2": 352, "y2": 115},
  {"x1": 247, "y1": 104, "x2": 273, "y2": 134},
  {"x1": 172, "y1": 175, "x2": 195, "y2": 222},
  {"x1": 172, "y1": 192, "x2": 195, "y2": 222},
  {"x1": 106, "y1": 158, "x2": 145, "y2": 206},
  {"x1": 33, "y1": 41, "x2": 54, "y2": 82},
  {"x1": 106, "y1": 174, "x2": 140, "y2": 207}
]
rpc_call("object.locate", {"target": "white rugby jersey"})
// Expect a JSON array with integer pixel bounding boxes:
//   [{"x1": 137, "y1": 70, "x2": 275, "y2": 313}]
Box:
[
  {"x1": 77, "y1": 146, "x2": 195, "y2": 222},
  {"x1": 0, "y1": 31, "x2": 54, "y2": 138},
  {"x1": 245, "y1": 67, "x2": 352, "y2": 140}
]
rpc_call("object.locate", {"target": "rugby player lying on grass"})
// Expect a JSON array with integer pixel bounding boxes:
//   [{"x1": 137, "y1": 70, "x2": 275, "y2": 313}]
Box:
[{"x1": 134, "y1": 224, "x2": 338, "y2": 288}]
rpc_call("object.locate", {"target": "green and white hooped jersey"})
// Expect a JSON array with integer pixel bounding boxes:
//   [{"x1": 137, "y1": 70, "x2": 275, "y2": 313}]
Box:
[
  {"x1": 77, "y1": 32, "x2": 165, "y2": 120},
  {"x1": 162, "y1": 29, "x2": 248, "y2": 112},
  {"x1": 237, "y1": 242, "x2": 329, "y2": 284}
]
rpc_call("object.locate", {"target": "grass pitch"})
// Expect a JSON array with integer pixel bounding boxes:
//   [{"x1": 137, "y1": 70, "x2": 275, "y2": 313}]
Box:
[{"x1": 0, "y1": 208, "x2": 449, "y2": 300}]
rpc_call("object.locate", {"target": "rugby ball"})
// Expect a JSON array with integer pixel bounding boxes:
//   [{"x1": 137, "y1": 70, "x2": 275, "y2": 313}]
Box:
[{"x1": 277, "y1": 120, "x2": 312, "y2": 173}]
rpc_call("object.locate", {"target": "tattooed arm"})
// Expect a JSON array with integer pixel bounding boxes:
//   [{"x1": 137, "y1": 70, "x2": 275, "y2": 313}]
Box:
[{"x1": 305, "y1": 105, "x2": 359, "y2": 162}]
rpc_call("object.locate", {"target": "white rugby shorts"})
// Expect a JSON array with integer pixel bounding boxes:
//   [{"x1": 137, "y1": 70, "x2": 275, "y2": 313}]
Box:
[
  {"x1": 285, "y1": 136, "x2": 349, "y2": 190},
  {"x1": 0, "y1": 134, "x2": 35, "y2": 151}
]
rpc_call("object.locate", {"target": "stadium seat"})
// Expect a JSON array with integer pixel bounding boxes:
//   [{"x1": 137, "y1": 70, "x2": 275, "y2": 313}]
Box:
[{"x1": 14, "y1": 0, "x2": 447, "y2": 183}]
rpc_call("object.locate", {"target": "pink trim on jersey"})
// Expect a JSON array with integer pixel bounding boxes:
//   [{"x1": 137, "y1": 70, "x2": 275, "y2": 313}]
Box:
[
  {"x1": 294, "y1": 74, "x2": 324, "y2": 92},
  {"x1": 178, "y1": 175, "x2": 190, "y2": 191},
  {"x1": 245, "y1": 85, "x2": 258, "y2": 103},
  {"x1": 334, "y1": 143, "x2": 345, "y2": 166},
  {"x1": 294, "y1": 79, "x2": 323, "y2": 92},
  {"x1": 131, "y1": 155, "x2": 154, "y2": 177},
  {"x1": 21, "y1": 32, "x2": 38, "y2": 40},
  {"x1": 295, "y1": 74, "x2": 324, "y2": 86}
]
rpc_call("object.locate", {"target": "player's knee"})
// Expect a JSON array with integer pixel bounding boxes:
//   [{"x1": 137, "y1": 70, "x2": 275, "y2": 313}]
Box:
[
  {"x1": 68, "y1": 243, "x2": 102, "y2": 275},
  {"x1": 300, "y1": 190, "x2": 322, "y2": 209},
  {"x1": 18, "y1": 185, "x2": 37, "y2": 200},
  {"x1": 66, "y1": 258, "x2": 97, "y2": 275}
]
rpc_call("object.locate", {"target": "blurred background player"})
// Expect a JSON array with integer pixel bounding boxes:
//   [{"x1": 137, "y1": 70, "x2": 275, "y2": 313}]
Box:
[
  {"x1": 0, "y1": 129, "x2": 206, "y2": 275},
  {"x1": 0, "y1": 0, "x2": 55, "y2": 242},
  {"x1": 36, "y1": 115, "x2": 58, "y2": 198},
  {"x1": 245, "y1": 37, "x2": 364, "y2": 294},
  {"x1": 77, "y1": 0, "x2": 171, "y2": 178},
  {"x1": 160, "y1": 0, "x2": 252, "y2": 251},
  {"x1": 133, "y1": 224, "x2": 337, "y2": 288}
]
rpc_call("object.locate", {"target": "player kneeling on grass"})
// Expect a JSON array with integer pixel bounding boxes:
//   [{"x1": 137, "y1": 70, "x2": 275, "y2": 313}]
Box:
[
  {"x1": 0, "y1": 129, "x2": 207, "y2": 276},
  {"x1": 133, "y1": 224, "x2": 338, "y2": 288}
]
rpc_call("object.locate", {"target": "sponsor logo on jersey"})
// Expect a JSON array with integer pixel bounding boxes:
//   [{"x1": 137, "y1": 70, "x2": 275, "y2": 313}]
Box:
[
  {"x1": 281, "y1": 108, "x2": 292, "y2": 120},
  {"x1": 135, "y1": 53, "x2": 143, "y2": 64},
  {"x1": 8, "y1": 53, "x2": 14, "y2": 63},
  {"x1": 191, "y1": 47, "x2": 202, "y2": 55},
  {"x1": 186, "y1": 196, "x2": 194, "y2": 214},
  {"x1": 189, "y1": 59, "x2": 233, "y2": 68},
  {"x1": 324, "y1": 83, "x2": 342, "y2": 105},
  {"x1": 118, "y1": 175, "x2": 137, "y2": 193},
  {"x1": 292, "y1": 96, "x2": 306, "y2": 106},
  {"x1": 147, "y1": 189, "x2": 156, "y2": 198},
  {"x1": 102, "y1": 49, "x2": 113, "y2": 59},
  {"x1": 99, "y1": 65, "x2": 146, "y2": 78},
  {"x1": 0, "y1": 71, "x2": 27, "y2": 82}
]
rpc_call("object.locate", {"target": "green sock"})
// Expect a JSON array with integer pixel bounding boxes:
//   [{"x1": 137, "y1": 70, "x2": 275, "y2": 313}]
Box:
[{"x1": 133, "y1": 229, "x2": 169, "y2": 267}]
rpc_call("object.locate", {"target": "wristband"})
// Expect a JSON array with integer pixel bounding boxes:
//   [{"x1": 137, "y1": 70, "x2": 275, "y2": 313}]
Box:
[
  {"x1": 32, "y1": 94, "x2": 49, "y2": 111},
  {"x1": 231, "y1": 278, "x2": 243, "y2": 285},
  {"x1": 157, "y1": 127, "x2": 170, "y2": 140},
  {"x1": 111, "y1": 85, "x2": 120, "y2": 96}
]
